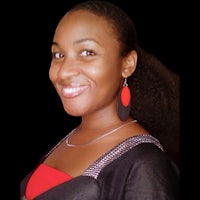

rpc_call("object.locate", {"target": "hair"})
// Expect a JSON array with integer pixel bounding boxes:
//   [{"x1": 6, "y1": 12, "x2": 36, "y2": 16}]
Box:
[
  {"x1": 130, "y1": 47, "x2": 180, "y2": 163},
  {"x1": 68, "y1": 0, "x2": 180, "y2": 164},
  {"x1": 69, "y1": 0, "x2": 137, "y2": 56}
]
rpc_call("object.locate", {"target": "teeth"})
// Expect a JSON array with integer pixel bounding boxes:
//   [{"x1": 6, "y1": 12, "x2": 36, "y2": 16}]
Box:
[{"x1": 63, "y1": 87, "x2": 80, "y2": 94}]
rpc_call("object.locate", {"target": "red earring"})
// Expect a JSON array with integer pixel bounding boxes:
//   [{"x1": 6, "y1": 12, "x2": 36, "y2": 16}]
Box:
[
  {"x1": 117, "y1": 78, "x2": 131, "y2": 121},
  {"x1": 121, "y1": 78, "x2": 131, "y2": 106}
]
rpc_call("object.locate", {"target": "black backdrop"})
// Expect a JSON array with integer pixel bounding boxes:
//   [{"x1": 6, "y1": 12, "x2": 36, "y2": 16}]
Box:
[{"x1": 4, "y1": 0, "x2": 184, "y2": 199}]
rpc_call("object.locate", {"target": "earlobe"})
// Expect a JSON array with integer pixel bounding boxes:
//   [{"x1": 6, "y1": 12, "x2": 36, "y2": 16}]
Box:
[{"x1": 122, "y1": 50, "x2": 137, "y2": 78}]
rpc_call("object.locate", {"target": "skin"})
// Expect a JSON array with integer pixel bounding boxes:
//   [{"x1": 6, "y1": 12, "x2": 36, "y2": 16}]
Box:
[{"x1": 46, "y1": 10, "x2": 148, "y2": 177}]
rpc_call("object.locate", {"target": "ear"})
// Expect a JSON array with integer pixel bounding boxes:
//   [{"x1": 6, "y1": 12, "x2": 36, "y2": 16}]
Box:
[{"x1": 121, "y1": 50, "x2": 137, "y2": 78}]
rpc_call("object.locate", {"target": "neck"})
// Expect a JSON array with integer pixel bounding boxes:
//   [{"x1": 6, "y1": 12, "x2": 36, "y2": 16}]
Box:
[{"x1": 66, "y1": 119, "x2": 137, "y2": 147}]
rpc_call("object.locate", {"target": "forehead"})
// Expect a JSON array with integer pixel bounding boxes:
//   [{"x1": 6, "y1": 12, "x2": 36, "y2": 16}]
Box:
[{"x1": 54, "y1": 10, "x2": 117, "y2": 43}]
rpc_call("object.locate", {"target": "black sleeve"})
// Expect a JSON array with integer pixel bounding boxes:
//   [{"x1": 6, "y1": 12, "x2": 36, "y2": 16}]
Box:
[{"x1": 124, "y1": 144, "x2": 179, "y2": 200}]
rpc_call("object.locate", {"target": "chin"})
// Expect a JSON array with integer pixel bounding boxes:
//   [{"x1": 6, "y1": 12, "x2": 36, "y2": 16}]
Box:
[{"x1": 64, "y1": 107, "x2": 82, "y2": 117}]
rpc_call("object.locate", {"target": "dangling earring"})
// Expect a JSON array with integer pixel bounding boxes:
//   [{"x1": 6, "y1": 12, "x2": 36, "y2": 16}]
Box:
[{"x1": 117, "y1": 77, "x2": 131, "y2": 121}]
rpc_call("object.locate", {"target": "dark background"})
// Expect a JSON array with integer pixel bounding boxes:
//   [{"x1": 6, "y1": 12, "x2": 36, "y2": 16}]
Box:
[{"x1": 4, "y1": 0, "x2": 186, "y2": 199}]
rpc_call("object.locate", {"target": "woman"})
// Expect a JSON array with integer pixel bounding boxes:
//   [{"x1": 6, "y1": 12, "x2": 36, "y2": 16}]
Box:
[{"x1": 20, "y1": 1, "x2": 179, "y2": 199}]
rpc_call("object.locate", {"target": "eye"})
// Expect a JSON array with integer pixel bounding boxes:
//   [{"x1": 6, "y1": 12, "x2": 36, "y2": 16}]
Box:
[
  {"x1": 52, "y1": 52, "x2": 64, "y2": 59},
  {"x1": 80, "y1": 49, "x2": 95, "y2": 57}
]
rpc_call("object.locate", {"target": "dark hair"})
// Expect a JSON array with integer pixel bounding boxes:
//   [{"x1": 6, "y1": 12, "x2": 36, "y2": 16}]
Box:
[
  {"x1": 129, "y1": 47, "x2": 180, "y2": 163},
  {"x1": 69, "y1": 0, "x2": 138, "y2": 56},
  {"x1": 68, "y1": 0, "x2": 179, "y2": 164}
]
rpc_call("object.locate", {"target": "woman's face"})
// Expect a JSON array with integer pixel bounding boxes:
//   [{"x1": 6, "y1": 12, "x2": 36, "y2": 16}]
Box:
[{"x1": 49, "y1": 10, "x2": 123, "y2": 117}]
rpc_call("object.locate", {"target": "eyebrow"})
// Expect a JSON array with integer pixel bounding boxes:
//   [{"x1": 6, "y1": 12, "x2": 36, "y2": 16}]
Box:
[
  {"x1": 73, "y1": 38, "x2": 100, "y2": 45},
  {"x1": 52, "y1": 38, "x2": 101, "y2": 47},
  {"x1": 52, "y1": 41, "x2": 58, "y2": 46}
]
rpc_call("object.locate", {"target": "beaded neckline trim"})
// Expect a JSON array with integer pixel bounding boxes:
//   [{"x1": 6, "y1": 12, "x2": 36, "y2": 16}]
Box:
[{"x1": 83, "y1": 134, "x2": 163, "y2": 179}]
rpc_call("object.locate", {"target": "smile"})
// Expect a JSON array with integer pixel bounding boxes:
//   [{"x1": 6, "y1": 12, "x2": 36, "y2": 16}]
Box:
[{"x1": 61, "y1": 85, "x2": 89, "y2": 98}]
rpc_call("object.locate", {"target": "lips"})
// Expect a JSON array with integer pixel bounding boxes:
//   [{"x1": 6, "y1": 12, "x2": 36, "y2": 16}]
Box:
[{"x1": 60, "y1": 85, "x2": 89, "y2": 98}]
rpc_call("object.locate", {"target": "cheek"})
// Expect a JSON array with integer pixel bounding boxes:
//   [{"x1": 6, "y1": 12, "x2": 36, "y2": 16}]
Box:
[
  {"x1": 88, "y1": 67, "x2": 109, "y2": 86},
  {"x1": 89, "y1": 64, "x2": 121, "y2": 93},
  {"x1": 88, "y1": 58, "x2": 121, "y2": 81}
]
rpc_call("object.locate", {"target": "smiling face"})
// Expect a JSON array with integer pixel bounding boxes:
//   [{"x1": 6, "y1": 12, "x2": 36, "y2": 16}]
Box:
[{"x1": 49, "y1": 10, "x2": 125, "y2": 118}]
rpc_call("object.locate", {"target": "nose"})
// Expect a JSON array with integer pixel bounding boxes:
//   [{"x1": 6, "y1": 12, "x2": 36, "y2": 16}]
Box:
[{"x1": 55, "y1": 57, "x2": 80, "y2": 80}]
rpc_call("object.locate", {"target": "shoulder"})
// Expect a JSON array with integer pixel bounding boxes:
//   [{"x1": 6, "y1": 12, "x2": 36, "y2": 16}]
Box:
[
  {"x1": 110, "y1": 142, "x2": 176, "y2": 168},
  {"x1": 125, "y1": 143, "x2": 179, "y2": 174},
  {"x1": 122, "y1": 143, "x2": 179, "y2": 193},
  {"x1": 99, "y1": 141, "x2": 179, "y2": 177},
  {"x1": 98, "y1": 143, "x2": 179, "y2": 199}
]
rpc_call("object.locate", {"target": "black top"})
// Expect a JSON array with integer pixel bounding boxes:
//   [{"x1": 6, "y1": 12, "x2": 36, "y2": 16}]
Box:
[{"x1": 20, "y1": 135, "x2": 179, "y2": 200}]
